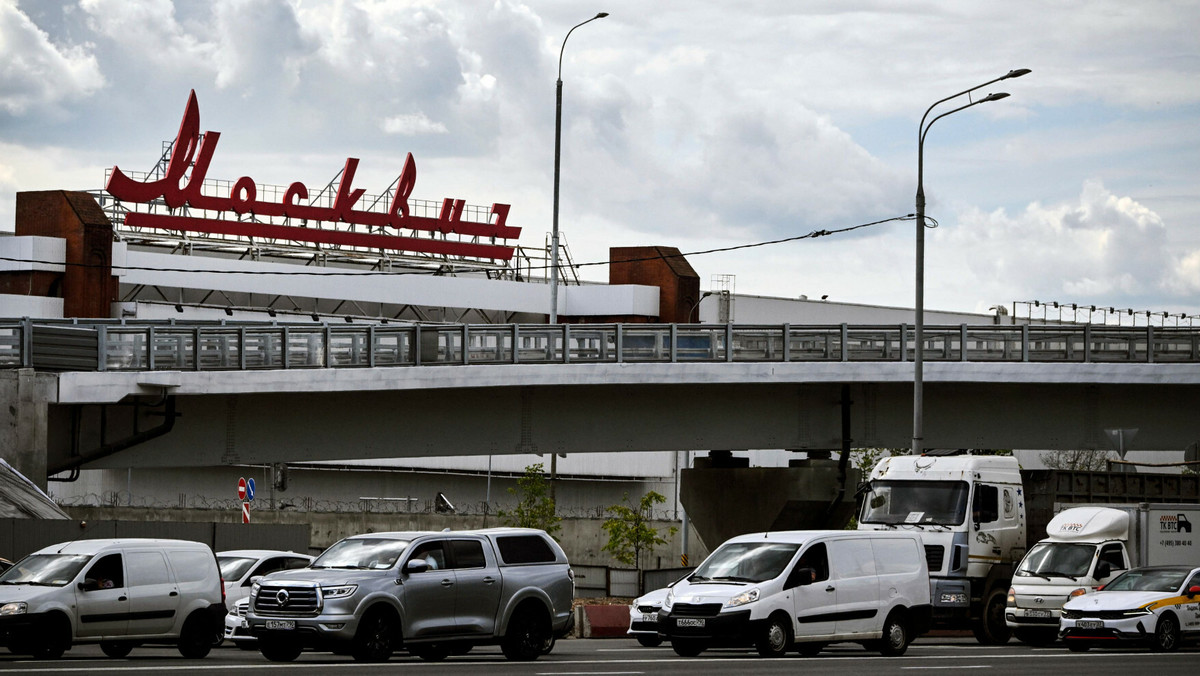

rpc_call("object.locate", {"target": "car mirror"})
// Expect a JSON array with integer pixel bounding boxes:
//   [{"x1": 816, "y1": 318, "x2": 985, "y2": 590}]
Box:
[
  {"x1": 1095, "y1": 561, "x2": 1112, "y2": 579},
  {"x1": 1188, "y1": 585, "x2": 1200, "y2": 596},
  {"x1": 404, "y1": 559, "x2": 429, "y2": 575}
]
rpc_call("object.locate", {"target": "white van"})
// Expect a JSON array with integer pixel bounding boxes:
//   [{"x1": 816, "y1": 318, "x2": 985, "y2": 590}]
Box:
[
  {"x1": 0, "y1": 538, "x2": 225, "y2": 659},
  {"x1": 658, "y1": 530, "x2": 931, "y2": 657}
]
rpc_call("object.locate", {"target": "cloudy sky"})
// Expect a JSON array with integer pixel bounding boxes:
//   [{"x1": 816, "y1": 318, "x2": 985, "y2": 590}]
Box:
[{"x1": 2, "y1": 0, "x2": 1199, "y2": 320}]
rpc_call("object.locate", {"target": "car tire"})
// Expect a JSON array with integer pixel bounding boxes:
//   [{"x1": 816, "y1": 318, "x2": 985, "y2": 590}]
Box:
[
  {"x1": 178, "y1": 612, "x2": 215, "y2": 659},
  {"x1": 1066, "y1": 640, "x2": 1091, "y2": 652},
  {"x1": 29, "y1": 613, "x2": 70, "y2": 659},
  {"x1": 234, "y1": 641, "x2": 258, "y2": 651},
  {"x1": 352, "y1": 609, "x2": 398, "y2": 662},
  {"x1": 1012, "y1": 628, "x2": 1057, "y2": 646},
  {"x1": 259, "y1": 638, "x2": 303, "y2": 662},
  {"x1": 971, "y1": 589, "x2": 1011, "y2": 645},
  {"x1": 755, "y1": 613, "x2": 793, "y2": 657},
  {"x1": 878, "y1": 612, "x2": 910, "y2": 657},
  {"x1": 1154, "y1": 613, "x2": 1180, "y2": 653},
  {"x1": 671, "y1": 638, "x2": 705, "y2": 657},
  {"x1": 100, "y1": 641, "x2": 134, "y2": 658},
  {"x1": 502, "y1": 608, "x2": 550, "y2": 661},
  {"x1": 409, "y1": 644, "x2": 450, "y2": 662},
  {"x1": 636, "y1": 635, "x2": 663, "y2": 647},
  {"x1": 796, "y1": 642, "x2": 824, "y2": 657}
]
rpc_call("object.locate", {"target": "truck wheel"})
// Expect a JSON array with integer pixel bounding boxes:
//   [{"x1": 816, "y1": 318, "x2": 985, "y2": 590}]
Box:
[
  {"x1": 178, "y1": 612, "x2": 215, "y2": 659},
  {"x1": 352, "y1": 609, "x2": 398, "y2": 662},
  {"x1": 30, "y1": 613, "x2": 71, "y2": 659},
  {"x1": 671, "y1": 638, "x2": 705, "y2": 657},
  {"x1": 1012, "y1": 628, "x2": 1056, "y2": 646},
  {"x1": 971, "y1": 589, "x2": 1011, "y2": 645},
  {"x1": 100, "y1": 641, "x2": 134, "y2": 658},
  {"x1": 259, "y1": 638, "x2": 303, "y2": 662},
  {"x1": 1153, "y1": 613, "x2": 1180, "y2": 652},
  {"x1": 755, "y1": 613, "x2": 793, "y2": 657},
  {"x1": 878, "y1": 612, "x2": 910, "y2": 656},
  {"x1": 636, "y1": 635, "x2": 663, "y2": 647},
  {"x1": 502, "y1": 608, "x2": 550, "y2": 661}
]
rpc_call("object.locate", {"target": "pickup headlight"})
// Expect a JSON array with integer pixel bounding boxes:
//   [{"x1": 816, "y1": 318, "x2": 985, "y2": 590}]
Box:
[
  {"x1": 726, "y1": 588, "x2": 759, "y2": 608},
  {"x1": 0, "y1": 602, "x2": 28, "y2": 616},
  {"x1": 250, "y1": 581, "x2": 260, "y2": 598},
  {"x1": 322, "y1": 584, "x2": 358, "y2": 599}
]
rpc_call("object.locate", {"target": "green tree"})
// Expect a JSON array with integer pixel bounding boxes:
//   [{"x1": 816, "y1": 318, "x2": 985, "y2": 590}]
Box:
[
  {"x1": 600, "y1": 491, "x2": 678, "y2": 570},
  {"x1": 497, "y1": 463, "x2": 562, "y2": 539}
]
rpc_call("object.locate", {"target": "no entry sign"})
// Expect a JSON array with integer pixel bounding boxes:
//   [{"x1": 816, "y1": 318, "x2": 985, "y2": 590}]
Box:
[{"x1": 237, "y1": 477, "x2": 247, "y2": 501}]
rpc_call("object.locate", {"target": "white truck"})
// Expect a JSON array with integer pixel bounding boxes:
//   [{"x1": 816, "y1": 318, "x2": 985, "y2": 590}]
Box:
[
  {"x1": 1006, "y1": 503, "x2": 1200, "y2": 645},
  {"x1": 855, "y1": 453, "x2": 1200, "y2": 645}
]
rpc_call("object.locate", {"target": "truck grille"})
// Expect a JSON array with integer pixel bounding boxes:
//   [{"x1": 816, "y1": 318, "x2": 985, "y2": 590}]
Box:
[
  {"x1": 254, "y1": 584, "x2": 320, "y2": 616},
  {"x1": 924, "y1": 545, "x2": 944, "y2": 571},
  {"x1": 672, "y1": 603, "x2": 722, "y2": 617}
]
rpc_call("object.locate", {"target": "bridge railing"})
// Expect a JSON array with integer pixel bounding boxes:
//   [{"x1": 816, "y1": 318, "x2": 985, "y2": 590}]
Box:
[{"x1": 2, "y1": 319, "x2": 1198, "y2": 371}]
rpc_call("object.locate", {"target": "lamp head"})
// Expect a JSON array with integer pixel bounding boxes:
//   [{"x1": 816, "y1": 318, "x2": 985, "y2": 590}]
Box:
[
  {"x1": 596, "y1": 12, "x2": 609, "y2": 18},
  {"x1": 1005, "y1": 68, "x2": 1032, "y2": 79},
  {"x1": 982, "y1": 92, "x2": 1011, "y2": 102}
]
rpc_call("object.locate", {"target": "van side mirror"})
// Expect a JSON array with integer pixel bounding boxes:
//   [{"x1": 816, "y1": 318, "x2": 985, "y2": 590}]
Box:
[
  {"x1": 79, "y1": 579, "x2": 98, "y2": 592},
  {"x1": 785, "y1": 566, "x2": 817, "y2": 590},
  {"x1": 404, "y1": 559, "x2": 429, "y2": 575}
]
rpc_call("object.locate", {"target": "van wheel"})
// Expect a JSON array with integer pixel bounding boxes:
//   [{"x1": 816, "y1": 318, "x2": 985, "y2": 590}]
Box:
[
  {"x1": 30, "y1": 613, "x2": 71, "y2": 659},
  {"x1": 671, "y1": 638, "x2": 705, "y2": 657},
  {"x1": 259, "y1": 638, "x2": 303, "y2": 662},
  {"x1": 178, "y1": 612, "x2": 215, "y2": 659},
  {"x1": 100, "y1": 641, "x2": 134, "y2": 658},
  {"x1": 971, "y1": 589, "x2": 1011, "y2": 645},
  {"x1": 636, "y1": 635, "x2": 663, "y2": 647},
  {"x1": 502, "y1": 608, "x2": 550, "y2": 661},
  {"x1": 796, "y1": 642, "x2": 824, "y2": 656},
  {"x1": 1154, "y1": 613, "x2": 1180, "y2": 652},
  {"x1": 878, "y1": 612, "x2": 909, "y2": 656},
  {"x1": 352, "y1": 609, "x2": 398, "y2": 662},
  {"x1": 755, "y1": 613, "x2": 793, "y2": 657}
]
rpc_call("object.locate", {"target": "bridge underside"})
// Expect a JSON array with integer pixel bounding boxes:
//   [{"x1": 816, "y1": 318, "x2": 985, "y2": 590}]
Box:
[{"x1": 47, "y1": 379, "x2": 1200, "y2": 472}]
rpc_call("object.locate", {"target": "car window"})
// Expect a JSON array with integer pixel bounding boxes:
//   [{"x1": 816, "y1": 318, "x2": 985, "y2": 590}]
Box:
[
  {"x1": 495, "y1": 535, "x2": 557, "y2": 564},
  {"x1": 449, "y1": 540, "x2": 486, "y2": 569},
  {"x1": 128, "y1": 551, "x2": 171, "y2": 586},
  {"x1": 409, "y1": 541, "x2": 447, "y2": 571},
  {"x1": 785, "y1": 542, "x2": 828, "y2": 588},
  {"x1": 1185, "y1": 571, "x2": 1200, "y2": 591},
  {"x1": 1098, "y1": 544, "x2": 1125, "y2": 570},
  {"x1": 85, "y1": 553, "x2": 124, "y2": 590}
]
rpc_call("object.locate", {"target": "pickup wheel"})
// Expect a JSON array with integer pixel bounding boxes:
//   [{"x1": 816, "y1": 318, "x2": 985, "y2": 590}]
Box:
[
  {"x1": 259, "y1": 638, "x2": 303, "y2": 662},
  {"x1": 755, "y1": 613, "x2": 792, "y2": 657},
  {"x1": 501, "y1": 608, "x2": 550, "y2": 661},
  {"x1": 1154, "y1": 613, "x2": 1180, "y2": 652},
  {"x1": 352, "y1": 608, "x2": 399, "y2": 662},
  {"x1": 971, "y1": 589, "x2": 1011, "y2": 645}
]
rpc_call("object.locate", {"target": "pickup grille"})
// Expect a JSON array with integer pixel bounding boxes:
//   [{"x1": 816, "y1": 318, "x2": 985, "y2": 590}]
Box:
[
  {"x1": 672, "y1": 603, "x2": 722, "y2": 617},
  {"x1": 924, "y1": 545, "x2": 945, "y2": 571},
  {"x1": 254, "y1": 583, "x2": 320, "y2": 616}
]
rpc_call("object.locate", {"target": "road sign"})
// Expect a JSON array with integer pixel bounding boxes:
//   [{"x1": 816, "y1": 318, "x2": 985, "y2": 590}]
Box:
[
  {"x1": 237, "y1": 477, "x2": 247, "y2": 501},
  {"x1": 246, "y1": 478, "x2": 256, "y2": 502},
  {"x1": 242, "y1": 501, "x2": 251, "y2": 524}
]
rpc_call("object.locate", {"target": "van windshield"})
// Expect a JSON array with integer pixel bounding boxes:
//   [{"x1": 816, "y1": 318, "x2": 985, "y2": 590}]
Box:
[
  {"x1": 312, "y1": 538, "x2": 409, "y2": 570},
  {"x1": 859, "y1": 480, "x2": 969, "y2": 526},
  {"x1": 0, "y1": 554, "x2": 92, "y2": 587},
  {"x1": 690, "y1": 542, "x2": 799, "y2": 584},
  {"x1": 1016, "y1": 542, "x2": 1096, "y2": 579}
]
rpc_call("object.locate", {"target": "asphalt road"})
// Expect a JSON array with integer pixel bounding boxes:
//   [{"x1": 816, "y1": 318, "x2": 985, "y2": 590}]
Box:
[{"x1": 1, "y1": 637, "x2": 1197, "y2": 675}]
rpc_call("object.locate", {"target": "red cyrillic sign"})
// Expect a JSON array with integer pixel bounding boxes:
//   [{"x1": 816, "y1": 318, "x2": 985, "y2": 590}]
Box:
[{"x1": 106, "y1": 91, "x2": 520, "y2": 260}]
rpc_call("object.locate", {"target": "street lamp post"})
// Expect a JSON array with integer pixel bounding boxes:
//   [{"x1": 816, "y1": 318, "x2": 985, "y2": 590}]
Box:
[
  {"x1": 913, "y1": 68, "x2": 1029, "y2": 455},
  {"x1": 550, "y1": 12, "x2": 608, "y2": 324}
]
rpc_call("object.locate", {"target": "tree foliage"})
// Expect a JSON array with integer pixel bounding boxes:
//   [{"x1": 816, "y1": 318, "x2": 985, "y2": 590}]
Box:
[
  {"x1": 497, "y1": 463, "x2": 562, "y2": 539},
  {"x1": 601, "y1": 491, "x2": 677, "y2": 569},
  {"x1": 1039, "y1": 449, "x2": 1115, "y2": 471}
]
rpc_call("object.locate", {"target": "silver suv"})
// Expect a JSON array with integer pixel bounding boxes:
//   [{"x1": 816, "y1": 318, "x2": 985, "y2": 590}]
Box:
[{"x1": 245, "y1": 528, "x2": 573, "y2": 662}]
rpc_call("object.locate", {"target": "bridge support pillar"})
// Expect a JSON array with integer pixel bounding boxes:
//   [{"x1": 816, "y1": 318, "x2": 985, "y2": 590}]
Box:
[{"x1": 0, "y1": 368, "x2": 53, "y2": 490}]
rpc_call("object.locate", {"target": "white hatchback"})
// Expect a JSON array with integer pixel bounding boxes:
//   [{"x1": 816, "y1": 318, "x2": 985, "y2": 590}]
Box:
[
  {"x1": 628, "y1": 587, "x2": 669, "y2": 646},
  {"x1": 1059, "y1": 565, "x2": 1200, "y2": 652}
]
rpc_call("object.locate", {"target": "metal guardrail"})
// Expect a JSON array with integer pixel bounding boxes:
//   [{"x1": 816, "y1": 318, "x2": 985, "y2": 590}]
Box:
[{"x1": 2, "y1": 319, "x2": 1199, "y2": 372}]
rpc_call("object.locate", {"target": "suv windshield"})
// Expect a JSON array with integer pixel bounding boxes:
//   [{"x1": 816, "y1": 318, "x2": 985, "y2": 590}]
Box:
[
  {"x1": 1017, "y1": 542, "x2": 1096, "y2": 578},
  {"x1": 0, "y1": 554, "x2": 92, "y2": 586},
  {"x1": 859, "y1": 480, "x2": 969, "y2": 526},
  {"x1": 312, "y1": 538, "x2": 409, "y2": 570},
  {"x1": 691, "y1": 542, "x2": 799, "y2": 584},
  {"x1": 1104, "y1": 568, "x2": 1188, "y2": 593}
]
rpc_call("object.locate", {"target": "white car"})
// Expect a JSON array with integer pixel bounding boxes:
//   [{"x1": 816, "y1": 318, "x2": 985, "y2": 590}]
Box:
[
  {"x1": 1060, "y1": 565, "x2": 1200, "y2": 652},
  {"x1": 628, "y1": 587, "x2": 670, "y2": 646},
  {"x1": 216, "y1": 550, "x2": 312, "y2": 610},
  {"x1": 223, "y1": 598, "x2": 256, "y2": 649}
]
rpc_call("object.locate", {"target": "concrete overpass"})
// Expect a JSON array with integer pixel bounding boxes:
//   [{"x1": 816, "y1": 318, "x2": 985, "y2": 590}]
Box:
[{"x1": 3, "y1": 320, "x2": 1200, "y2": 485}]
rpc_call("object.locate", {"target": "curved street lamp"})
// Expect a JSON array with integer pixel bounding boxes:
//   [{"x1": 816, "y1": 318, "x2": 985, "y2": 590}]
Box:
[
  {"x1": 913, "y1": 69, "x2": 1029, "y2": 455},
  {"x1": 550, "y1": 12, "x2": 609, "y2": 324}
]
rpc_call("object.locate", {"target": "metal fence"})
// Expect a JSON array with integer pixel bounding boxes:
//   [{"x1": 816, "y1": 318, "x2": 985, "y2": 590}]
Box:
[{"x1": 3, "y1": 319, "x2": 1199, "y2": 372}]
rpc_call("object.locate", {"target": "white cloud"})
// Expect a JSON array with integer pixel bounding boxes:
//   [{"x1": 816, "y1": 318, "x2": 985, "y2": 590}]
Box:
[
  {"x1": 382, "y1": 112, "x2": 448, "y2": 135},
  {"x1": 0, "y1": 0, "x2": 104, "y2": 114}
]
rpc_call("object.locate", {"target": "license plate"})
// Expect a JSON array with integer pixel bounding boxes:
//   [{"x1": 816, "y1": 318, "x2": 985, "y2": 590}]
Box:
[
  {"x1": 641, "y1": 613, "x2": 657, "y2": 623},
  {"x1": 676, "y1": 618, "x2": 705, "y2": 628},
  {"x1": 265, "y1": 619, "x2": 295, "y2": 630},
  {"x1": 940, "y1": 593, "x2": 967, "y2": 604},
  {"x1": 1077, "y1": 620, "x2": 1104, "y2": 629},
  {"x1": 1026, "y1": 609, "x2": 1051, "y2": 618}
]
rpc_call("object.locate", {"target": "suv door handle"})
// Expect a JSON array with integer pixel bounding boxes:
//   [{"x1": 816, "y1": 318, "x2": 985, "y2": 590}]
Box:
[
  {"x1": 482, "y1": 576, "x2": 496, "y2": 585},
  {"x1": 440, "y1": 579, "x2": 454, "y2": 587}
]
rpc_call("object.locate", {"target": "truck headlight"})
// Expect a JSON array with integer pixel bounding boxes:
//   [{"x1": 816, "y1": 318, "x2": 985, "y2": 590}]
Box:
[
  {"x1": 322, "y1": 584, "x2": 358, "y2": 599},
  {"x1": 0, "y1": 602, "x2": 28, "y2": 616},
  {"x1": 726, "y1": 588, "x2": 759, "y2": 608},
  {"x1": 1068, "y1": 587, "x2": 1088, "y2": 598},
  {"x1": 1007, "y1": 587, "x2": 1016, "y2": 606}
]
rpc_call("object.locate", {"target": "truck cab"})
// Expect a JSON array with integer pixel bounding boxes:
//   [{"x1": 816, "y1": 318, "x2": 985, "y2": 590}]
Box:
[
  {"x1": 1006, "y1": 506, "x2": 1131, "y2": 645},
  {"x1": 857, "y1": 455, "x2": 1026, "y2": 644}
]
